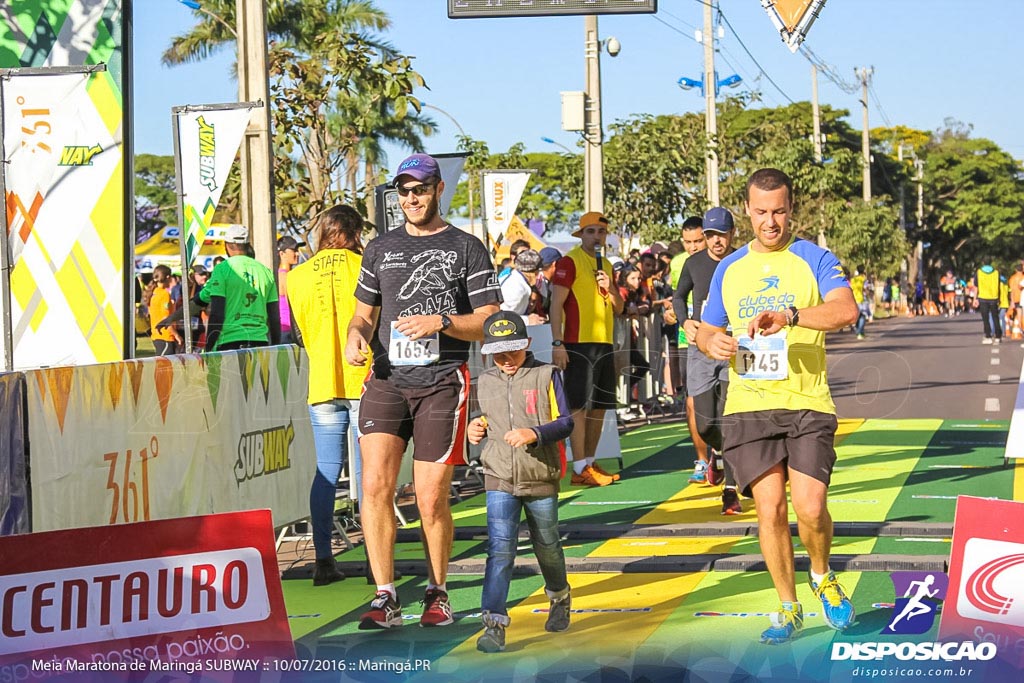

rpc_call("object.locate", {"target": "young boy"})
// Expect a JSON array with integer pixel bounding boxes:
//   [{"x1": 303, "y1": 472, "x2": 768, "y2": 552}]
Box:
[{"x1": 468, "y1": 311, "x2": 575, "y2": 653}]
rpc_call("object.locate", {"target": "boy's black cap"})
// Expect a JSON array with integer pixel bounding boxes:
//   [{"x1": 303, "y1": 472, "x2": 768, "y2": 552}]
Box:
[{"x1": 480, "y1": 311, "x2": 530, "y2": 355}]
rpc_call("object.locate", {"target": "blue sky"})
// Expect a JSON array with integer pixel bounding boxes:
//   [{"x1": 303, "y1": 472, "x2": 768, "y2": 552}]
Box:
[{"x1": 134, "y1": 0, "x2": 1024, "y2": 168}]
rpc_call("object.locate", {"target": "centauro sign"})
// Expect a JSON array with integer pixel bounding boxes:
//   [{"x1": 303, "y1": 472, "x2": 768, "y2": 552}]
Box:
[
  {"x1": 0, "y1": 510, "x2": 294, "y2": 667},
  {"x1": 0, "y1": 549, "x2": 268, "y2": 653}
]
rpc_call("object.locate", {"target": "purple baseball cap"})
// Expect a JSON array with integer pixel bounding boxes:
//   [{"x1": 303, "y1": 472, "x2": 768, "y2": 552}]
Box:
[{"x1": 393, "y1": 154, "x2": 441, "y2": 184}]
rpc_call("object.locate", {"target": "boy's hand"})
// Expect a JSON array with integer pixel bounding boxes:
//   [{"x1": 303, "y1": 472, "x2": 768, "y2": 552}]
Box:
[
  {"x1": 468, "y1": 417, "x2": 488, "y2": 445},
  {"x1": 504, "y1": 428, "x2": 538, "y2": 448}
]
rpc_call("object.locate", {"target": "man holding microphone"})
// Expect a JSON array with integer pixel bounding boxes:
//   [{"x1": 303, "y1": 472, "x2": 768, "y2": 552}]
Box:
[{"x1": 550, "y1": 212, "x2": 625, "y2": 486}]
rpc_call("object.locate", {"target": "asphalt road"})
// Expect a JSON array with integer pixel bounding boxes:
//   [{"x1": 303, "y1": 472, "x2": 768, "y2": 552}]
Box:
[{"x1": 826, "y1": 311, "x2": 1023, "y2": 420}]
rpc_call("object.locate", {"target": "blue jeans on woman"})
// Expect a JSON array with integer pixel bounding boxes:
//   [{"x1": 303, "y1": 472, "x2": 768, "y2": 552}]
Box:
[
  {"x1": 481, "y1": 490, "x2": 569, "y2": 617},
  {"x1": 309, "y1": 399, "x2": 359, "y2": 560}
]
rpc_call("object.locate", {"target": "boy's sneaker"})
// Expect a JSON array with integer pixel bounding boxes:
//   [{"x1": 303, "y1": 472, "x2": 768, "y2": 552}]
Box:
[
  {"x1": 358, "y1": 591, "x2": 403, "y2": 630},
  {"x1": 760, "y1": 603, "x2": 804, "y2": 645},
  {"x1": 591, "y1": 462, "x2": 621, "y2": 482},
  {"x1": 721, "y1": 487, "x2": 742, "y2": 515},
  {"x1": 420, "y1": 588, "x2": 454, "y2": 627},
  {"x1": 545, "y1": 590, "x2": 572, "y2": 632},
  {"x1": 811, "y1": 571, "x2": 856, "y2": 631},
  {"x1": 570, "y1": 465, "x2": 613, "y2": 487},
  {"x1": 476, "y1": 612, "x2": 507, "y2": 653},
  {"x1": 705, "y1": 449, "x2": 724, "y2": 487},
  {"x1": 689, "y1": 460, "x2": 707, "y2": 483}
]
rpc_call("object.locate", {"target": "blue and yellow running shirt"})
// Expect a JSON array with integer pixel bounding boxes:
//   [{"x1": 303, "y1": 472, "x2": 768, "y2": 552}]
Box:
[{"x1": 702, "y1": 237, "x2": 850, "y2": 416}]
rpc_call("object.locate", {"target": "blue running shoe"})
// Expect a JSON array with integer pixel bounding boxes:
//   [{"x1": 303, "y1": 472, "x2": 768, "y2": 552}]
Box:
[
  {"x1": 760, "y1": 603, "x2": 804, "y2": 645},
  {"x1": 811, "y1": 571, "x2": 856, "y2": 630},
  {"x1": 689, "y1": 460, "x2": 707, "y2": 483}
]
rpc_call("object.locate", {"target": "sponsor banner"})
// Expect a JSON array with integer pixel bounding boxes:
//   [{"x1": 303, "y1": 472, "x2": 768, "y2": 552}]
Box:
[
  {"x1": 1, "y1": 68, "x2": 124, "y2": 368},
  {"x1": 25, "y1": 347, "x2": 315, "y2": 532},
  {"x1": 134, "y1": 224, "x2": 242, "y2": 273},
  {"x1": 2, "y1": 1, "x2": 128, "y2": 368},
  {"x1": 176, "y1": 108, "x2": 253, "y2": 266},
  {"x1": 0, "y1": 372, "x2": 28, "y2": 535},
  {"x1": 482, "y1": 171, "x2": 531, "y2": 245},
  {"x1": 0, "y1": 510, "x2": 293, "y2": 675},
  {"x1": 940, "y1": 496, "x2": 1024, "y2": 668}
]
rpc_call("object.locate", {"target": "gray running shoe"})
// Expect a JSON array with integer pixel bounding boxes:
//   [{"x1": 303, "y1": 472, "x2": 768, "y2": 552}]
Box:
[
  {"x1": 476, "y1": 612, "x2": 507, "y2": 653},
  {"x1": 545, "y1": 590, "x2": 572, "y2": 632}
]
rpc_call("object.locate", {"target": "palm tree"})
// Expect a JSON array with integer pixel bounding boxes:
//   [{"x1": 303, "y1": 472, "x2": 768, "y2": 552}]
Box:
[
  {"x1": 162, "y1": 0, "x2": 391, "y2": 66},
  {"x1": 164, "y1": 0, "x2": 434, "y2": 225}
]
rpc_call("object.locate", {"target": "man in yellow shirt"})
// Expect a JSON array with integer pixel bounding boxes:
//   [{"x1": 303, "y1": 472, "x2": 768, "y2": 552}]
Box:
[
  {"x1": 697, "y1": 168, "x2": 859, "y2": 645},
  {"x1": 550, "y1": 212, "x2": 625, "y2": 486},
  {"x1": 976, "y1": 263, "x2": 1001, "y2": 344}
]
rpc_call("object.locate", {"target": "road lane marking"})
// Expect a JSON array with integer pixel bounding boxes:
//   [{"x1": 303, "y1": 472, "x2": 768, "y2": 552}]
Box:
[
  {"x1": 991, "y1": 358, "x2": 1000, "y2": 365},
  {"x1": 988, "y1": 375, "x2": 1000, "y2": 384},
  {"x1": 985, "y1": 398, "x2": 1000, "y2": 412}
]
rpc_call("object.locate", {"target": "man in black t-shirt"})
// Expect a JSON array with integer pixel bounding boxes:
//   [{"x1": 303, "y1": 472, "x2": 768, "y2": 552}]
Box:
[
  {"x1": 346, "y1": 154, "x2": 501, "y2": 630},
  {"x1": 673, "y1": 207, "x2": 742, "y2": 515}
]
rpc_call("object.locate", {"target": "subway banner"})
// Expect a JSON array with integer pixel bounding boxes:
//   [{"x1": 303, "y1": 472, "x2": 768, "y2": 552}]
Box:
[
  {"x1": 175, "y1": 105, "x2": 256, "y2": 267},
  {"x1": 0, "y1": 372, "x2": 28, "y2": 536},
  {"x1": 24, "y1": 347, "x2": 315, "y2": 533},
  {"x1": 0, "y1": 510, "x2": 294, "y2": 676},
  {"x1": 0, "y1": 2, "x2": 127, "y2": 368},
  {"x1": 482, "y1": 170, "x2": 531, "y2": 247}
]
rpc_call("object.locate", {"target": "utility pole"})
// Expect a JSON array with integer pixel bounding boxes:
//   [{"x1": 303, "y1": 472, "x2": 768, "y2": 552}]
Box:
[
  {"x1": 916, "y1": 158, "x2": 925, "y2": 283},
  {"x1": 703, "y1": 0, "x2": 719, "y2": 206},
  {"x1": 811, "y1": 65, "x2": 823, "y2": 163},
  {"x1": 236, "y1": 0, "x2": 275, "y2": 268},
  {"x1": 856, "y1": 67, "x2": 873, "y2": 202},
  {"x1": 583, "y1": 15, "x2": 604, "y2": 213}
]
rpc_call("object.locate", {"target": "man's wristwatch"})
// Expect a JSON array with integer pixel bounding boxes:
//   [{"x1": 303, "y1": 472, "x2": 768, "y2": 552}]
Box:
[
  {"x1": 439, "y1": 314, "x2": 453, "y2": 331},
  {"x1": 787, "y1": 305, "x2": 800, "y2": 327},
  {"x1": 552, "y1": 340, "x2": 564, "y2": 347}
]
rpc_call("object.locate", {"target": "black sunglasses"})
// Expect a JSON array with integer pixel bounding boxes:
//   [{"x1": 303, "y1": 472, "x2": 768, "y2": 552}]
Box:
[{"x1": 395, "y1": 182, "x2": 436, "y2": 197}]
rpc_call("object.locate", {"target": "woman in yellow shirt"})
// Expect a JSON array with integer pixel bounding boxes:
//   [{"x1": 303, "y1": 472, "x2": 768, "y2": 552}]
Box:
[{"x1": 287, "y1": 205, "x2": 370, "y2": 586}]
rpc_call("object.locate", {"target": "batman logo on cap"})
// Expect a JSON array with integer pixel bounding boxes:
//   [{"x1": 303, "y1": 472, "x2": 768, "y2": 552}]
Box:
[{"x1": 488, "y1": 320, "x2": 517, "y2": 337}]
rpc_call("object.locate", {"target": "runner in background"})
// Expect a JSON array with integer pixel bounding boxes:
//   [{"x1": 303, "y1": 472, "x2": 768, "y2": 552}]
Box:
[{"x1": 668, "y1": 217, "x2": 710, "y2": 482}]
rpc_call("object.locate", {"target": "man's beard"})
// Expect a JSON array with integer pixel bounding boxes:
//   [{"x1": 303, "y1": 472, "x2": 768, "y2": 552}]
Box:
[{"x1": 405, "y1": 198, "x2": 439, "y2": 227}]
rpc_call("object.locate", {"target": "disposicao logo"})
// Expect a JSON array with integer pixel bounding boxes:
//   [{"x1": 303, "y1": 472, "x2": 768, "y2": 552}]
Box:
[
  {"x1": 757, "y1": 276, "x2": 780, "y2": 292},
  {"x1": 883, "y1": 571, "x2": 948, "y2": 635}
]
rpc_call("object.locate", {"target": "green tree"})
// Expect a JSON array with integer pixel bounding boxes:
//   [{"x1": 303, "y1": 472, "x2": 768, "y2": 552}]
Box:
[{"x1": 164, "y1": 1, "x2": 430, "y2": 232}]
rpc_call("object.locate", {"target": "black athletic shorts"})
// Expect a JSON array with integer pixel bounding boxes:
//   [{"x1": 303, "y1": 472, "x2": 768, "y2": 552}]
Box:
[
  {"x1": 358, "y1": 364, "x2": 469, "y2": 465},
  {"x1": 722, "y1": 409, "x2": 838, "y2": 498},
  {"x1": 563, "y1": 342, "x2": 617, "y2": 411}
]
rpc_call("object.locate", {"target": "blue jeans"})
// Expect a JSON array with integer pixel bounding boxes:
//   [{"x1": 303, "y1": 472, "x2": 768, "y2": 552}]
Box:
[
  {"x1": 308, "y1": 400, "x2": 358, "y2": 559},
  {"x1": 854, "y1": 302, "x2": 870, "y2": 335},
  {"x1": 481, "y1": 490, "x2": 568, "y2": 616}
]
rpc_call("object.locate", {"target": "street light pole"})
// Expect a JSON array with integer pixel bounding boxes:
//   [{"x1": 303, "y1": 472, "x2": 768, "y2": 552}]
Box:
[
  {"x1": 420, "y1": 103, "x2": 476, "y2": 240},
  {"x1": 584, "y1": 15, "x2": 604, "y2": 213},
  {"x1": 541, "y1": 136, "x2": 574, "y2": 154},
  {"x1": 856, "y1": 67, "x2": 873, "y2": 202},
  {"x1": 236, "y1": 0, "x2": 274, "y2": 268},
  {"x1": 703, "y1": 0, "x2": 720, "y2": 206}
]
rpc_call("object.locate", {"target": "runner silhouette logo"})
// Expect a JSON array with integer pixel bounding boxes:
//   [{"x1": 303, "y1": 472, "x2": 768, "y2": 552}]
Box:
[{"x1": 883, "y1": 571, "x2": 948, "y2": 635}]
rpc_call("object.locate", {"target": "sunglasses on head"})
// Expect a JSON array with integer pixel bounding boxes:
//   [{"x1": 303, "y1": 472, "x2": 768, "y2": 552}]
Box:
[{"x1": 395, "y1": 182, "x2": 436, "y2": 197}]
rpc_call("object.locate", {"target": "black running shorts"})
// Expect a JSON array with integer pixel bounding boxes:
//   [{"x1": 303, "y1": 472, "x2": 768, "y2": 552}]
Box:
[
  {"x1": 721, "y1": 409, "x2": 838, "y2": 498},
  {"x1": 562, "y1": 342, "x2": 617, "y2": 411},
  {"x1": 358, "y1": 364, "x2": 469, "y2": 465}
]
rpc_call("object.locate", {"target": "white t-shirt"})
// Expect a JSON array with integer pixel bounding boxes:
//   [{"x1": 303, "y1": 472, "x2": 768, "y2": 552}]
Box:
[{"x1": 499, "y1": 269, "x2": 533, "y2": 315}]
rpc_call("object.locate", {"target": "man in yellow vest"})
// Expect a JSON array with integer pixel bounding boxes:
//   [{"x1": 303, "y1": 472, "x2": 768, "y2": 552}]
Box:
[
  {"x1": 976, "y1": 263, "x2": 1001, "y2": 344},
  {"x1": 550, "y1": 212, "x2": 625, "y2": 486}
]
